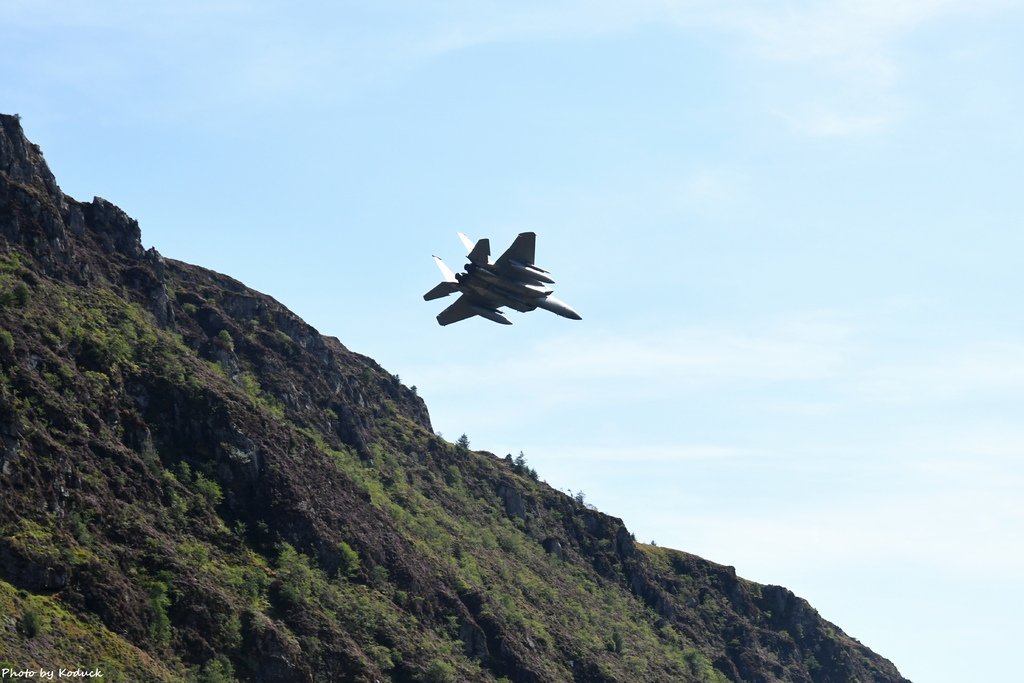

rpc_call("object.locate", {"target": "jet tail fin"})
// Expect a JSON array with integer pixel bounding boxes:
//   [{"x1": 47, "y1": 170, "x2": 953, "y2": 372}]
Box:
[
  {"x1": 432, "y1": 256, "x2": 457, "y2": 282},
  {"x1": 468, "y1": 239, "x2": 489, "y2": 265},
  {"x1": 458, "y1": 232, "x2": 490, "y2": 265}
]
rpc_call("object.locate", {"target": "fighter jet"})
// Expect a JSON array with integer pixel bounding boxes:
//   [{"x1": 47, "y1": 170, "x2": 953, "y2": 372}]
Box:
[{"x1": 424, "y1": 232, "x2": 582, "y2": 326}]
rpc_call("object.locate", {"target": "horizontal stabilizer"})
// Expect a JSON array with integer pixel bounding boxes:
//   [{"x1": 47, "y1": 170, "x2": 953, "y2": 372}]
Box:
[{"x1": 423, "y1": 281, "x2": 458, "y2": 301}]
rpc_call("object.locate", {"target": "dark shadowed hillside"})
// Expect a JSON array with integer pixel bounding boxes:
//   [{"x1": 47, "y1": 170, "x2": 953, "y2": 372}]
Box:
[{"x1": 0, "y1": 114, "x2": 910, "y2": 682}]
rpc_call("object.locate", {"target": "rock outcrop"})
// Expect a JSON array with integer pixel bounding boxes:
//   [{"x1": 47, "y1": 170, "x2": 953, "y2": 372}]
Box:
[{"x1": 0, "y1": 114, "x2": 910, "y2": 682}]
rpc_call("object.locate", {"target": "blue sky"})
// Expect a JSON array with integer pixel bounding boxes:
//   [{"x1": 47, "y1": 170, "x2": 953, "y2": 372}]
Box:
[{"x1": 5, "y1": 2, "x2": 1024, "y2": 681}]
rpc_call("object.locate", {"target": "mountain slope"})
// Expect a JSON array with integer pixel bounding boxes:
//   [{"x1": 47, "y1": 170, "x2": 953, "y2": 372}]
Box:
[{"x1": 0, "y1": 114, "x2": 909, "y2": 683}]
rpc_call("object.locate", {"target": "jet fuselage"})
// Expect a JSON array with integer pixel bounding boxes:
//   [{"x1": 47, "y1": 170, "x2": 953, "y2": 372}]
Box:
[{"x1": 424, "y1": 232, "x2": 581, "y2": 326}]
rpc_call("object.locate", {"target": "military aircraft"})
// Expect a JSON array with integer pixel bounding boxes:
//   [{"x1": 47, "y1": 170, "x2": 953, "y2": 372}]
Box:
[{"x1": 424, "y1": 232, "x2": 582, "y2": 326}]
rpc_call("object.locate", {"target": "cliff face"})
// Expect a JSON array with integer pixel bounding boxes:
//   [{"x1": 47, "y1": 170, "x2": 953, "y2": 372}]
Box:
[{"x1": 0, "y1": 114, "x2": 910, "y2": 683}]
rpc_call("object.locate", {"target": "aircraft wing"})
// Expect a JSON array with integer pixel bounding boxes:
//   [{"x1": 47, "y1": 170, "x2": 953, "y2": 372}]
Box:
[
  {"x1": 436, "y1": 293, "x2": 513, "y2": 325},
  {"x1": 436, "y1": 295, "x2": 479, "y2": 326},
  {"x1": 494, "y1": 232, "x2": 536, "y2": 270}
]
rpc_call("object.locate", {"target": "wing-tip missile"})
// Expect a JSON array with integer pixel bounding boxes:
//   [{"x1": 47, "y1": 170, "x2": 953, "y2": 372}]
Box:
[
  {"x1": 470, "y1": 304, "x2": 512, "y2": 325},
  {"x1": 509, "y1": 260, "x2": 555, "y2": 284},
  {"x1": 536, "y1": 295, "x2": 581, "y2": 320}
]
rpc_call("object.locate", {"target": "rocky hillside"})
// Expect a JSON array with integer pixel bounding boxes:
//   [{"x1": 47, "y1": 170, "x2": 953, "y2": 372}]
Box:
[{"x1": 0, "y1": 114, "x2": 910, "y2": 683}]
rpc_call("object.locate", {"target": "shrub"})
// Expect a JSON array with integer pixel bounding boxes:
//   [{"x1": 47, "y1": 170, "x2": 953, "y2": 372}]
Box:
[
  {"x1": 16, "y1": 610, "x2": 42, "y2": 638},
  {"x1": 0, "y1": 283, "x2": 30, "y2": 309},
  {"x1": 607, "y1": 627, "x2": 624, "y2": 653},
  {"x1": 69, "y1": 511, "x2": 93, "y2": 544},
  {"x1": 368, "y1": 564, "x2": 389, "y2": 588},
  {"x1": 424, "y1": 659, "x2": 455, "y2": 683},
  {"x1": 196, "y1": 655, "x2": 235, "y2": 683},
  {"x1": 239, "y1": 372, "x2": 261, "y2": 399},
  {"x1": 0, "y1": 329, "x2": 13, "y2": 355},
  {"x1": 274, "y1": 543, "x2": 318, "y2": 609},
  {"x1": 193, "y1": 472, "x2": 223, "y2": 507},
  {"x1": 215, "y1": 329, "x2": 234, "y2": 352},
  {"x1": 337, "y1": 541, "x2": 360, "y2": 579},
  {"x1": 13, "y1": 283, "x2": 30, "y2": 307},
  {"x1": 147, "y1": 580, "x2": 173, "y2": 646}
]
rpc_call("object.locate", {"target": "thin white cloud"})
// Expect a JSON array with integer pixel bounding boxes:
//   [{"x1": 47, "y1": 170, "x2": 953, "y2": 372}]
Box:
[
  {"x1": 0, "y1": 0, "x2": 251, "y2": 31},
  {"x1": 396, "y1": 0, "x2": 1021, "y2": 64},
  {"x1": 378, "y1": 0, "x2": 1023, "y2": 78},
  {"x1": 531, "y1": 443, "x2": 763, "y2": 464},
  {"x1": 853, "y1": 341, "x2": 1024, "y2": 404},
  {"x1": 417, "y1": 305, "x2": 1024, "y2": 428},
  {"x1": 398, "y1": 0, "x2": 1024, "y2": 138},
  {"x1": 607, "y1": 419, "x2": 1024, "y2": 589},
  {"x1": 674, "y1": 476, "x2": 1024, "y2": 581},
  {"x1": 672, "y1": 167, "x2": 752, "y2": 216},
  {"x1": 414, "y1": 314, "x2": 855, "y2": 401},
  {"x1": 10, "y1": 0, "x2": 1022, "y2": 131},
  {"x1": 779, "y1": 107, "x2": 897, "y2": 137}
]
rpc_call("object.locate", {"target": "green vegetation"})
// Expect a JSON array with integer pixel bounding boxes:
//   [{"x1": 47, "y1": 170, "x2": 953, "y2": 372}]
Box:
[
  {"x1": 195, "y1": 656, "x2": 235, "y2": 683},
  {"x1": 216, "y1": 329, "x2": 235, "y2": 352},
  {"x1": 505, "y1": 451, "x2": 539, "y2": 480},
  {"x1": 0, "y1": 579, "x2": 181, "y2": 680},
  {"x1": 0, "y1": 328, "x2": 13, "y2": 354},
  {"x1": 16, "y1": 609, "x2": 42, "y2": 638},
  {"x1": 146, "y1": 577, "x2": 173, "y2": 647},
  {"x1": 237, "y1": 371, "x2": 286, "y2": 418},
  {"x1": 0, "y1": 254, "x2": 31, "y2": 309},
  {"x1": 193, "y1": 471, "x2": 224, "y2": 507},
  {"x1": 425, "y1": 659, "x2": 456, "y2": 683},
  {"x1": 337, "y1": 540, "x2": 360, "y2": 578},
  {"x1": 0, "y1": 160, "x2": 905, "y2": 682}
]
